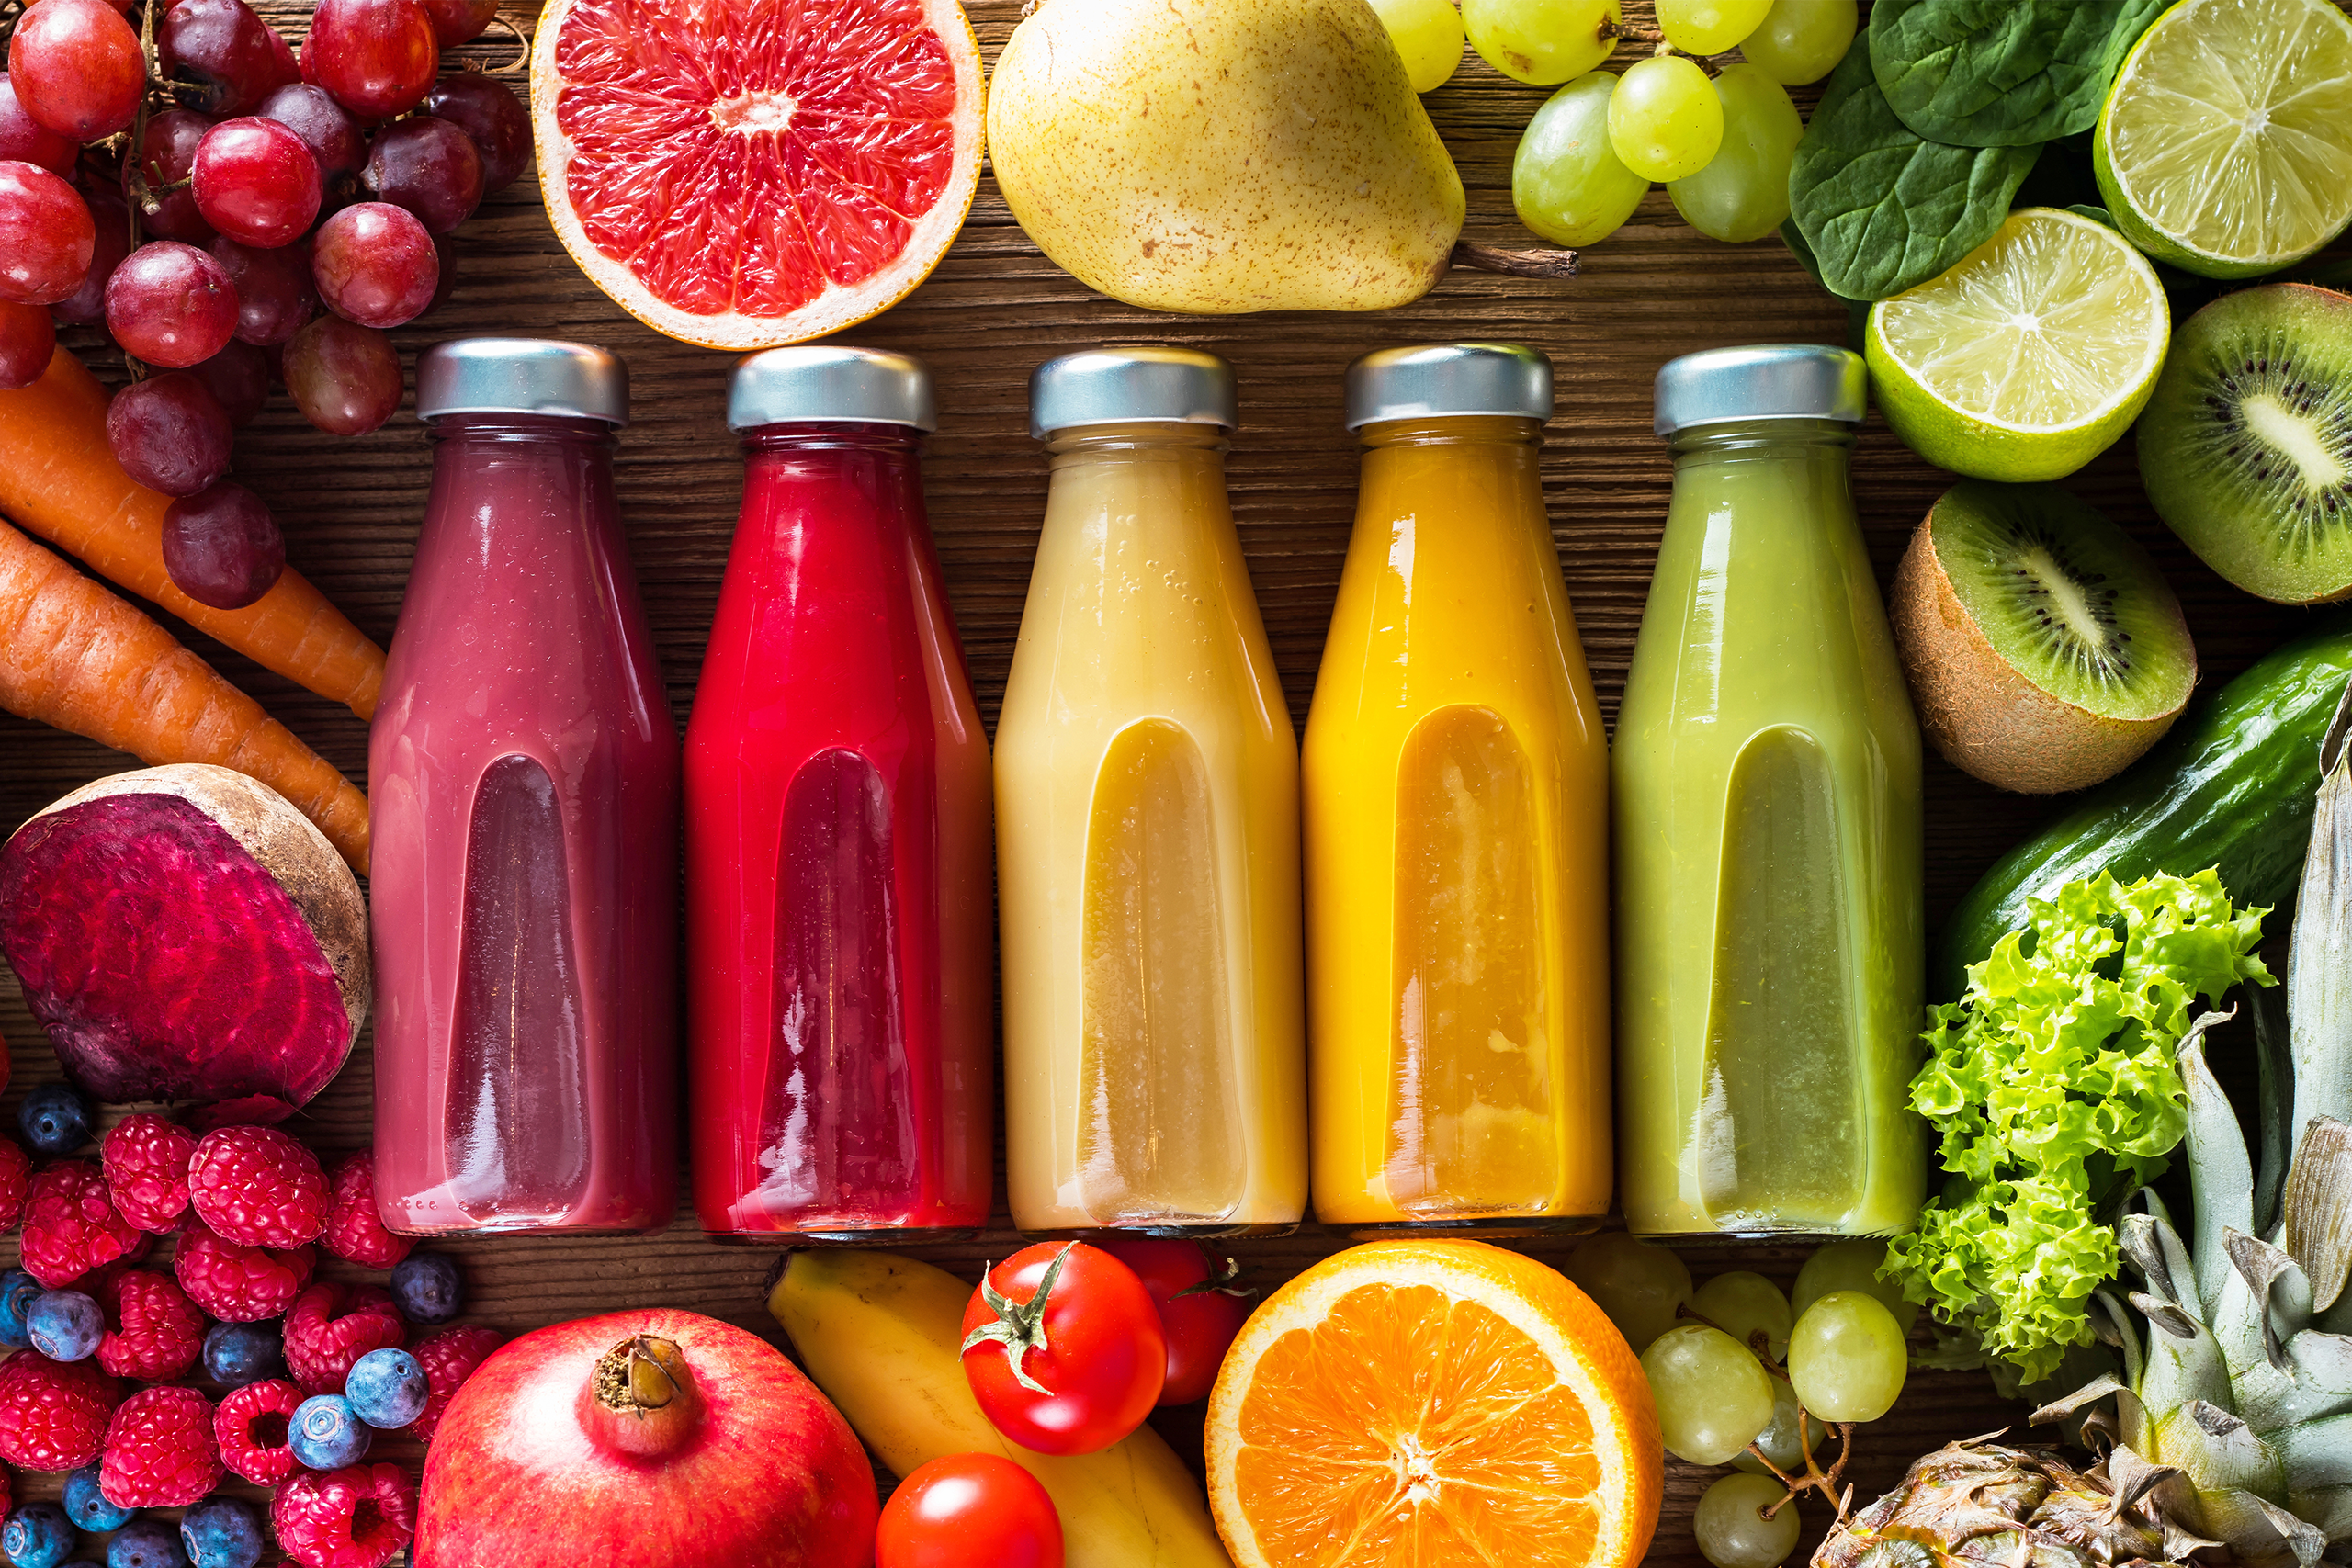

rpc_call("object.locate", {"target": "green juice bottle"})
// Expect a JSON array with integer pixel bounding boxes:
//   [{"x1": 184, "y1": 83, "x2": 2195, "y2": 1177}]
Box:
[{"x1": 1614, "y1": 344, "x2": 1927, "y2": 1238}]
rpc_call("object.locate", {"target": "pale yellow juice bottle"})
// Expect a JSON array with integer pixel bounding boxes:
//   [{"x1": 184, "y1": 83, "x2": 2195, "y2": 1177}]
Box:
[
  {"x1": 1304, "y1": 344, "x2": 1612, "y2": 1235},
  {"x1": 998, "y1": 346, "x2": 1306, "y2": 1235}
]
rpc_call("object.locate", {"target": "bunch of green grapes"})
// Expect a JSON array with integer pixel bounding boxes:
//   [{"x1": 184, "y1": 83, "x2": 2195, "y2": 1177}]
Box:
[
  {"x1": 1474, "y1": 0, "x2": 1854, "y2": 252},
  {"x1": 1565, "y1": 1235, "x2": 1917, "y2": 1568}
]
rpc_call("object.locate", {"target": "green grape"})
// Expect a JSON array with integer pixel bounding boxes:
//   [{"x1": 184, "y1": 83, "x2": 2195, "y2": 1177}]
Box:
[
  {"x1": 1739, "y1": 0, "x2": 1856, "y2": 85},
  {"x1": 1792, "y1": 1239, "x2": 1919, "y2": 1335},
  {"x1": 1607, "y1": 53, "x2": 1722, "y2": 183},
  {"x1": 1641, "y1": 1325, "x2": 1775, "y2": 1466},
  {"x1": 1464, "y1": 0, "x2": 1622, "y2": 86},
  {"x1": 1695, "y1": 1474, "x2": 1803, "y2": 1568},
  {"x1": 1564, "y1": 1231, "x2": 1694, "y2": 1352},
  {"x1": 1733, "y1": 1376, "x2": 1827, "y2": 1476},
  {"x1": 1668, "y1": 64, "x2": 1802, "y2": 243},
  {"x1": 1656, "y1": 0, "x2": 1772, "y2": 56},
  {"x1": 1691, "y1": 1269, "x2": 1792, "y2": 1360},
  {"x1": 1512, "y1": 72, "x2": 1650, "y2": 248},
  {"x1": 1788, "y1": 1291, "x2": 1908, "y2": 1424},
  {"x1": 1371, "y1": 0, "x2": 1467, "y2": 94}
]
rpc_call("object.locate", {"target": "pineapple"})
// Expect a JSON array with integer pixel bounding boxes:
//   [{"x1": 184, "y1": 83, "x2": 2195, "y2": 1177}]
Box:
[{"x1": 1815, "y1": 1438, "x2": 2186, "y2": 1568}]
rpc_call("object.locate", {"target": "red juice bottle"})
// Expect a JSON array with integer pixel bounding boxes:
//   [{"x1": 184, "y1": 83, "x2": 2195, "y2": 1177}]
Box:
[
  {"x1": 686, "y1": 346, "x2": 994, "y2": 1242},
  {"x1": 371, "y1": 339, "x2": 680, "y2": 1235}
]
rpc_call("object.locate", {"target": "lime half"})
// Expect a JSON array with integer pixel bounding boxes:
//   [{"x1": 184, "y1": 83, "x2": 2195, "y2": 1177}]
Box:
[
  {"x1": 2095, "y1": 0, "x2": 2352, "y2": 280},
  {"x1": 1867, "y1": 208, "x2": 2169, "y2": 483}
]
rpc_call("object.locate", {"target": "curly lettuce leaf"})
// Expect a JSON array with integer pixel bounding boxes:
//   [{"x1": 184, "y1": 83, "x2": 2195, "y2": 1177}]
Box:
[{"x1": 1885, "y1": 869, "x2": 2271, "y2": 1382}]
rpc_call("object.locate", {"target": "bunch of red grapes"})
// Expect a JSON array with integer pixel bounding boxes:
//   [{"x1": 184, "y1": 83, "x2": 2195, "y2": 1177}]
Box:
[{"x1": 0, "y1": 0, "x2": 526, "y2": 609}]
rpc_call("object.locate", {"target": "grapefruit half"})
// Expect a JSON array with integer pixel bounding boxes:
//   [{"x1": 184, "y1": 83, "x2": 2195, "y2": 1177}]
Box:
[{"x1": 529, "y1": 0, "x2": 983, "y2": 350}]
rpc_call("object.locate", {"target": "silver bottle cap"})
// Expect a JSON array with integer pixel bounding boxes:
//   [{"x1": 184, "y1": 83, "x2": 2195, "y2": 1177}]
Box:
[
  {"x1": 728, "y1": 345, "x2": 937, "y2": 433},
  {"x1": 1653, "y1": 343, "x2": 1868, "y2": 436},
  {"x1": 415, "y1": 338, "x2": 629, "y2": 426},
  {"x1": 1345, "y1": 343, "x2": 1553, "y2": 430},
  {"x1": 1028, "y1": 345, "x2": 1237, "y2": 440}
]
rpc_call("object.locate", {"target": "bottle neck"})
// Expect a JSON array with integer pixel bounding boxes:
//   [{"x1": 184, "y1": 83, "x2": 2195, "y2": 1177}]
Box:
[
  {"x1": 741, "y1": 421, "x2": 925, "y2": 459},
  {"x1": 1043, "y1": 420, "x2": 1229, "y2": 472},
  {"x1": 738, "y1": 421, "x2": 929, "y2": 547},
  {"x1": 1668, "y1": 417, "x2": 1858, "y2": 468},
  {"x1": 1357, "y1": 414, "x2": 1544, "y2": 453},
  {"x1": 424, "y1": 413, "x2": 620, "y2": 539}
]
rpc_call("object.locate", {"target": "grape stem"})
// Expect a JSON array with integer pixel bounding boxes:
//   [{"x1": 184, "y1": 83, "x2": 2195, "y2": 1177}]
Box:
[
  {"x1": 479, "y1": 11, "x2": 532, "y2": 75},
  {"x1": 116, "y1": 0, "x2": 161, "y2": 384},
  {"x1": 1746, "y1": 1414, "x2": 1859, "y2": 1528}
]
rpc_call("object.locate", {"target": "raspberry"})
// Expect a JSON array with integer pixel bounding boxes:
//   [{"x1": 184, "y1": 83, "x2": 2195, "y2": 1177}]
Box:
[
  {"x1": 0, "y1": 1138, "x2": 29, "y2": 1231},
  {"x1": 215, "y1": 1377, "x2": 302, "y2": 1486},
  {"x1": 407, "y1": 1325, "x2": 504, "y2": 1442},
  {"x1": 93, "y1": 1269, "x2": 205, "y2": 1382},
  {"x1": 98, "y1": 1383, "x2": 221, "y2": 1507},
  {"x1": 284, "y1": 1283, "x2": 405, "y2": 1397},
  {"x1": 273, "y1": 1463, "x2": 416, "y2": 1568},
  {"x1": 100, "y1": 1115, "x2": 198, "y2": 1234},
  {"x1": 0, "y1": 1352, "x2": 119, "y2": 1471},
  {"x1": 174, "y1": 1219, "x2": 315, "y2": 1322},
  {"x1": 19, "y1": 1161, "x2": 139, "y2": 1288},
  {"x1": 187, "y1": 1126, "x2": 328, "y2": 1248},
  {"x1": 320, "y1": 1151, "x2": 410, "y2": 1269}
]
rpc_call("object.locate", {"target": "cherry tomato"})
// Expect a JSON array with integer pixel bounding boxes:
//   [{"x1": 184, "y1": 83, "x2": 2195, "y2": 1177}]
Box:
[
  {"x1": 959, "y1": 1241, "x2": 1164, "y2": 1455},
  {"x1": 1095, "y1": 1235, "x2": 1257, "y2": 1406},
  {"x1": 876, "y1": 1454, "x2": 1063, "y2": 1568}
]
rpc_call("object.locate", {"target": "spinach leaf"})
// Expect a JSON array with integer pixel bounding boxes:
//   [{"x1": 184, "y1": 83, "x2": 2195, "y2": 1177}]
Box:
[
  {"x1": 1789, "y1": 47, "x2": 2041, "y2": 301},
  {"x1": 1869, "y1": 0, "x2": 2169, "y2": 147}
]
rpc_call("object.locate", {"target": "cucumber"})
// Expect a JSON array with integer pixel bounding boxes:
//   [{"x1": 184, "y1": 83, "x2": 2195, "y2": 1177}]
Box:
[{"x1": 1938, "y1": 615, "x2": 2352, "y2": 997}]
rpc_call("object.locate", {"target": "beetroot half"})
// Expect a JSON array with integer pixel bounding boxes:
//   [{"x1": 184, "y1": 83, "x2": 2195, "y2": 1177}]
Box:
[{"x1": 0, "y1": 765, "x2": 368, "y2": 1118}]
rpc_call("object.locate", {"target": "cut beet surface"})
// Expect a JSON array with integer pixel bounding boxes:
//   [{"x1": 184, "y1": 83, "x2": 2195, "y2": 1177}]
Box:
[{"x1": 0, "y1": 766, "x2": 368, "y2": 1115}]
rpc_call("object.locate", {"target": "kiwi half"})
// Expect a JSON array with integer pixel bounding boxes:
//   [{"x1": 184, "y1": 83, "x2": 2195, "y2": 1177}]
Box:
[
  {"x1": 2139, "y1": 283, "x2": 2352, "y2": 603},
  {"x1": 1893, "y1": 481, "x2": 2196, "y2": 795}
]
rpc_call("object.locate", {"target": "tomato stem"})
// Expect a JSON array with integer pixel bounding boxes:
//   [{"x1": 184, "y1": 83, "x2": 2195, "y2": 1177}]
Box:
[{"x1": 959, "y1": 1242, "x2": 1079, "y2": 1397}]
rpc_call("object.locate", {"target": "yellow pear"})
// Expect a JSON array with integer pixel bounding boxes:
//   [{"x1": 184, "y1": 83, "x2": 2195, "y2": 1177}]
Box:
[{"x1": 987, "y1": 0, "x2": 1466, "y2": 314}]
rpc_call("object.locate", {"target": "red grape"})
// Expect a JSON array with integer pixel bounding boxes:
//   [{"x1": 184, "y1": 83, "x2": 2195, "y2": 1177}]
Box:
[
  {"x1": 424, "y1": 75, "x2": 531, "y2": 196},
  {"x1": 310, "y1": 201, "x2": 435, "y2": 329},
  {"x1": 128, "y1": 110, "x2": 220, "y2": 245},
  {"x1": 257, "y1": 83, "x2": 367, "y2": 184},
  {"x1": 107, "y1": 371, "x2": 233, "y2": 496},
  {"x1": 305, "y1": 0, "x2": 436, "y2": 121},
  {"x1": 0, "y1": 161, "x2": 93, "y2": 306},
  {"x1": 283, "y1": 312, "x2": 400, "y2": 434},
  {"x1": 51, "y1": 185, "x2": 129, "y2": 326},
  {"x1": 6, "y1": 0, "x2": 142, "y2": 141},
  {"x1": 195, "y1": 117, "x2": 322, "y2": 248},
  {"x1": 189, "y1": 337, "x2": 269, "y2": 425},
  {"x1": 106, "y1": 242, "x2": 240, "y2": 368},
  {"x1": 159, "y1": 0, "x2": 301, "y2": 118},
  {"x1": 208, "y1": 234, "x2": 314, "y2": 345},
  {"x1": 362, "y1": 116, "x2": 483, "y2": 235},
  {"x1": 163, "y1": 480, "x2": 284, "y2": 608},
  {"x1": 0, "y1": 300, "x2": 55, "y2": 389},
  {"x1": 0, "y1": 75, "x2": 75, "y2": 175},
  {"x1": 419, "y1": 0, "x2": 497, "y2": 46}
]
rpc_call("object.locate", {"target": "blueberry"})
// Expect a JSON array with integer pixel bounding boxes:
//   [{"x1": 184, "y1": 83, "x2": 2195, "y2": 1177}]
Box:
[
  {"x1": 17, "y1": 1085, "x2": 88, "y2": 1156},
  {"x1": 389, "y1": 1252, "x2": 461, "y2": 1325},
  {"x1": 177, "y1": 1498, "x2": 262, "y2": 1568},
  {"x1": 61, "y1": 1467, "x2": 130, "y2": 1533},
  {"x1": 345, "y1": 1347, "x2": 428, "y2": 1429},
  {"x1": 25, "y1": 1292, "x2": 102, "y2": 1362},
  {"x1": 1, "y1": 1501, "x2": 75, "y2": 1568},
  {"x1": 200, "y1": 1320, "x2": 286, "y2": 1388},
  {"x1": 288, "y1": 1394, "x2": 371, "y2": 1470},
  {"x1": 104, "y1": 1519, "x2": 185, "y2": 1568},
  {"x1": 0, "y1": 1270, "x2": 40, "y2": 1350}
]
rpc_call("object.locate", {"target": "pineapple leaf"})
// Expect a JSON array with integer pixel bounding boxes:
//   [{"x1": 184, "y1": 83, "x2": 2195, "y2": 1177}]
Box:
[
  {"x1": 2283, "y1": 1413, "x2": 2352, "y2": 1490},
  {"x1": 2029, "y1": 1370, "x2": 2125, "y2": 1424},
  {"x1": 2282, "y1": 1118, "x2": 2352, "y2": 1314},
  {"x1": 2184, "y1": 1017, "x2": 2257, "y2": 1312},
  {"x1": 2289, "y1": 678, "x2": 2352, "y2": 1149},
  {"x1": 2132, "y1": 1290, "x2": 2204, "y2": 1342},
  {"x1": 2281, "y1": 1330, "x2": 2352, "y2": 1398},
  {"x1": 2255, "y1": 986, "x2": 2295, "y2": 1239},
  {"x1": 2225, "y1": 1229, "x2": 2315, "y2": 1375}
]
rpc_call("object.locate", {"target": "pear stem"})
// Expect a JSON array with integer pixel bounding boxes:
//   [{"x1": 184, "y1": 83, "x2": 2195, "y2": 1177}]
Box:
[{"x1": 1449, "y1": 242, "x2": 1579, "y2": 281}]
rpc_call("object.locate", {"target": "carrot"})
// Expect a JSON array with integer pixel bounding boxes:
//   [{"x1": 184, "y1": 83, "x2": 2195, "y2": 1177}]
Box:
[
  {"x1": 0, "y1": 515, "x2": 370, "y2": 874},
  {"x1": 0, "y1": 346, "x2": 385, "y2": 720}
]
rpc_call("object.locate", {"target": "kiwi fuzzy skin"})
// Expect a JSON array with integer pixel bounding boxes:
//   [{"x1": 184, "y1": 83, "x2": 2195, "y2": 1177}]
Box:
[{"x1": 1892, "y1": 517, "x2": 2191, "y2": 795}]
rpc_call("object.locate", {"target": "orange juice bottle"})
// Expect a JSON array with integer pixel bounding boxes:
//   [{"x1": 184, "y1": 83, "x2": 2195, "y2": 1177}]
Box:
[
  {"x1": 996, "y1": 347, "x2": 1306, "y2": 1236},
  {"x1": 1303, "y1": 344, "x2": 1611, "y2": 1235}
]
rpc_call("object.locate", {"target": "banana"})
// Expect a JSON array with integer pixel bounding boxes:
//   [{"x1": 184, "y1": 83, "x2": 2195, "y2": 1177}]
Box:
[{"x1": 769, "y1": 1247, "x2": 1237, "y2": 1568}]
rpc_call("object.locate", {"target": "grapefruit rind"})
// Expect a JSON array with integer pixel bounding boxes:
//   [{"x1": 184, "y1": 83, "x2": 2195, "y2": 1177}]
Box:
[
  {"x1": 527, "y1": 0, "x2": 984, "y2": 352},
  {"x1": 1204, "y1": 1239, "x2": 1662, "y2": 1568}
]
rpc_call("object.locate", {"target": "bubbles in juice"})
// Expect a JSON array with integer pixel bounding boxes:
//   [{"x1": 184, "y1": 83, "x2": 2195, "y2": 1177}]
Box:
[
  {"x1": 755, "y1": 748, "x2": 915, "y2": 1216},
  {"x1": 1698, "y1": 725, "x2": 1866, "y2": 1228},
  {"x1": 449, "y1": 754, "x2": 592, "y2": 1222},
  {"x1": 1079, "y1": 717, "x2": 1244, "y2": 1225},
  {"x1": 1385, "y1": 705, "x2": 1560, "y2": 1215}
]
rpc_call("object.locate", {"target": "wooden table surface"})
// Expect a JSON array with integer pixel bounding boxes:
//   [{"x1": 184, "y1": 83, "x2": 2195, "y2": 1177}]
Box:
[{"x1": 3, "y1": 0, "x2": 2331, "y2": 1561}]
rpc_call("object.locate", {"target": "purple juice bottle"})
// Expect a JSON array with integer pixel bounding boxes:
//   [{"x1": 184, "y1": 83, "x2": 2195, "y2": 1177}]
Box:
[{"x1": 371, "y1": 339, "x2": 679, "y2": 1235}]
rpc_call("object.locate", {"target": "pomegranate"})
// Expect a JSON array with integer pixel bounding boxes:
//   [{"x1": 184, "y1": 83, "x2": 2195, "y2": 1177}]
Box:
[{"x1": 415, "y1": 1308, "x2": 877, "y2": 1567}]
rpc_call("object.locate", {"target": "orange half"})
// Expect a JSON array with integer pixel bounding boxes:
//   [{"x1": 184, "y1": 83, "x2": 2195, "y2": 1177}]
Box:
[{"x1": 1205, "y1": 1239, "x2": 1663, "y2": 1568}]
